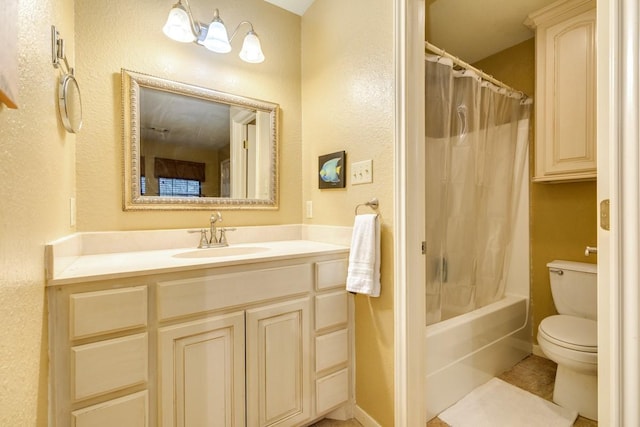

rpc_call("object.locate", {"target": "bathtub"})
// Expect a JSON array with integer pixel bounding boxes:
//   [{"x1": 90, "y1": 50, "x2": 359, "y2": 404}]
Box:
[{"x1": 425, "y1": 294, "x2": 532, "y2": 420}]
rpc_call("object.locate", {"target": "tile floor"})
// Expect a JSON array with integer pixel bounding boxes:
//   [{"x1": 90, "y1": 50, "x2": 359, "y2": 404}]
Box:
[{"x1": 311, "y1": 355, "x2": 598, "y2": 427}]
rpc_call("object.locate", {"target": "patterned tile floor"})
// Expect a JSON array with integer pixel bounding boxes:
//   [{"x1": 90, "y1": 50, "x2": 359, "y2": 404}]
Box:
[{"x1": 312, "y1": 355, "x2": 597, "y2": 427}]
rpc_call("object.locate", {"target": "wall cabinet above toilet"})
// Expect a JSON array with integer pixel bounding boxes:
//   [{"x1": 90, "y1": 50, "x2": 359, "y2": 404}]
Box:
[{"x1": 526, "y1": 0, "x2": 597, "y2": 182}]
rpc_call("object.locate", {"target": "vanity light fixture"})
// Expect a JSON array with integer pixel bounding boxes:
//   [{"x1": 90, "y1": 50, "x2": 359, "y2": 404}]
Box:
[{"x1": 162, "y1": 0, "x2": 265, "y2": 63}]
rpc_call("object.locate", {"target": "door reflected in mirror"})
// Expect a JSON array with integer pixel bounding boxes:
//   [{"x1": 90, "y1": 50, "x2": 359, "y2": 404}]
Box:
[{"x1": 122, "y1": 69, "x2": 279, "y2": 210}]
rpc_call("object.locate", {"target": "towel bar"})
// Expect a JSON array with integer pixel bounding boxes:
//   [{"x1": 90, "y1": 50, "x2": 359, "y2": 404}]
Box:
[{"x1": 355, "y1": 198, "x2": 379, "y2": 215}]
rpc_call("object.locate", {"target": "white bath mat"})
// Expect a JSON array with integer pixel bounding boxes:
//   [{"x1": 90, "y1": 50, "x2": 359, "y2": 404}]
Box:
[{"x1": 438, "y1": 378, "x2": 578, "y2": 427}]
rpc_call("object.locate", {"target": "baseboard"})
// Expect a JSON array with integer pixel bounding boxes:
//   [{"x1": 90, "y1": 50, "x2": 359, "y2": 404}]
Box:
[
  {"x1": 354, "y1": 405, "x2": 382, "y2": 427},
  {"x1": 532, "y1": 344, "x2": 548, "y2": 359}
]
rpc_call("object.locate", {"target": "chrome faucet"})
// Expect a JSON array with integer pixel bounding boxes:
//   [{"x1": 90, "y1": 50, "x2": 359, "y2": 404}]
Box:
[{"x1": 188, "y1": 212, "x2": 235, "y2": 248}]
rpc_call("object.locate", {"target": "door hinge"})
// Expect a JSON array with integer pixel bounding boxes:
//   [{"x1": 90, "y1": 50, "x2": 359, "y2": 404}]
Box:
[
  {"x1": 243, "y1": 139, "x2": 248, "y2": 150},
  {"x1": 600, "y1": 199, "x2": 610, "y2": 231},
  {"x1": 421, "y1": 241, "x2": 426, "y2": 255}
]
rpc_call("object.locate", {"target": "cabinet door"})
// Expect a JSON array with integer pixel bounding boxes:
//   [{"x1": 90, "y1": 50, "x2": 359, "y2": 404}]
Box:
[
  {"x1": 158, "y1": 312, "x2": 245, "y2": 427},
  {"x1": 534, "y1": 7, "x2": 596, "y2": 181},
  {"x1": 246, "y1": 298, "x2": 311, "y2": 427}
]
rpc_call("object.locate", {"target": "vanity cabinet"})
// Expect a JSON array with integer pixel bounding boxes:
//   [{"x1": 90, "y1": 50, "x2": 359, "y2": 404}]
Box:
[
  {"x1": 49, "y1": 285, "x2": 150, "y2": 427},
  {"x1": 48, "y1": 254, "x2": 351, "y2": 427},
  {"x1": 526, "y1": 0, "x2": 597, "y2": 182}
]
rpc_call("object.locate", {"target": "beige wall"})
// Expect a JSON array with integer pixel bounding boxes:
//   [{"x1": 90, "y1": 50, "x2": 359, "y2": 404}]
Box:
[
  {"x1": 474, "y1": 39, "x2": 598, "y2": 344},
  {"x1": 302, "y1": 0, "x2": 395, "y2": 425},
  {"x1": 0, "y1": 0, "x2": 75, "y2": 424},
  {"x1": 0, "y1": 1, "x2": 397, "y2": 424},
  {"x1": 75, "y1": 0, "x2": 302, "y2": 230}
]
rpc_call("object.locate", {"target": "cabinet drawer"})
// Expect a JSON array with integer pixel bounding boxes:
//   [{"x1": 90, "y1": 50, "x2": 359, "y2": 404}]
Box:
[
  {"x1": 315, "y1": 291, "x2": 348, "y2": 331},
  {"x1": 315, "y1": 259, "x2": 348, "y2": 290},
  {"x1": 316, "y1": 368, "x2": 349, "y2": 414},
  {"x1": 72, "y1": 391, "x2": 148, "y2": 427},
  {"x1": 72, "y1": 333, "x2": 148, "y2": 400},
  {"x1": 157, "y1": 264, "x2": 312, "y2": 321},
  {"x1": 315, "y1": 329, "x2": 348, "y2": 373},
  {"x1": 70, "y1": 286, "x2": 147, "y2": 339}
]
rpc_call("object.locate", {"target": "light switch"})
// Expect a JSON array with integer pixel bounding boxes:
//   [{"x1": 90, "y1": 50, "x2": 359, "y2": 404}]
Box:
[{"x1": 351, "y1": 159, "x2": 373, "y2": 185}]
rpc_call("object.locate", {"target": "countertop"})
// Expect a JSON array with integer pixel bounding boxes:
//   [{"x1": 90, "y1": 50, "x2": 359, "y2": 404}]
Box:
[{"x1": 46, "y1": 239, "x2": 350, "y2": 286}]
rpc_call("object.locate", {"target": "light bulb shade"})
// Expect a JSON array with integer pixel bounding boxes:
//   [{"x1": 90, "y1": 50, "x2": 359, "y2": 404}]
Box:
[
  {"x1": 239, "y1": 31, "x2": 265, "y2": 63},
  {"x1": 163, "y1": 3, "x2": 197, "y2": 43},
  {"x1": 202, "y1": 19, "x2": 231, "y2": 53}
]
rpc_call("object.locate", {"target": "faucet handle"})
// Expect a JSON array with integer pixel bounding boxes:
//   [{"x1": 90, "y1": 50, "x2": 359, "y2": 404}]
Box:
[
  {"x1": 218, "y1": 227, "x2": 236, "y2": 245},
  {"x1": 188, "y1": 229, "x2": 209, "y2": 248}
]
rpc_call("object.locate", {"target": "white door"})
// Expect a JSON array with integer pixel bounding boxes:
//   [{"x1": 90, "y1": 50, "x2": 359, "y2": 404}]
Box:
[
  {"x1": 246, "y1": 298, "x2": 311, "y2": 427},
  {"x1": 158, "y1": 312, "x2": 245, "y2": 427}
]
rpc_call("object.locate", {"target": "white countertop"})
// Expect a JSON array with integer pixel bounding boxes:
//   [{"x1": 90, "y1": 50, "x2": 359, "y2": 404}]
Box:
[{"x1": 46, "y1": 238, "x2": 349, "y2": 286}]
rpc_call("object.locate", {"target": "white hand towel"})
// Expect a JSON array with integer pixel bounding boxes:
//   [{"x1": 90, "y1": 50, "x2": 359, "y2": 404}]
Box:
[{"x1": 346, "y1": 213, "x2": 381, "y2": 297}]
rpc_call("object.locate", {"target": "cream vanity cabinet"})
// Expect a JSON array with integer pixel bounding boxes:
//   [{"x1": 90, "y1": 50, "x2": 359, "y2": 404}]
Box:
[
  {"x1": 48, "y1": 254, "x2": 351, "y2": 427},
  {"x1": 526, "y1": 0, "x2": 596, "y2": 182}
]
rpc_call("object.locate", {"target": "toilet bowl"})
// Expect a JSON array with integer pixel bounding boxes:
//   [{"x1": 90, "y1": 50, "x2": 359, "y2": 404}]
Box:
[{"x1": 538, "y1": 260, "x2": 598, "y2": 421}]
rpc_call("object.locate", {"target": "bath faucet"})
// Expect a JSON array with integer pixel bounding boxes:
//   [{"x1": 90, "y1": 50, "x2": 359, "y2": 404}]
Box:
[{"x1": 188, "y1": 212, "x2": 234, "y2": 248}]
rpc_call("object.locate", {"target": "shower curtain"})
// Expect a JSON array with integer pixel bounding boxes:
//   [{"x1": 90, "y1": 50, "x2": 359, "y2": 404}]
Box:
[{"x1": 425, "y1": 55, "x2": 531, "y2": 325}]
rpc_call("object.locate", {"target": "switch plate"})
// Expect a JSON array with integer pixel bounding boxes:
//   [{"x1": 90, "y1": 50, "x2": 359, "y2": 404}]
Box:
[{"x1": 351, "y1": 159, "x2": 373, "y2": 185}]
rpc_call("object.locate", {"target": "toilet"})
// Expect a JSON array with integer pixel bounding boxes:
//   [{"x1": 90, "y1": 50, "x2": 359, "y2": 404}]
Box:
[{"x1": 538, "y1": 260, "x2": 598, "y2": 421}]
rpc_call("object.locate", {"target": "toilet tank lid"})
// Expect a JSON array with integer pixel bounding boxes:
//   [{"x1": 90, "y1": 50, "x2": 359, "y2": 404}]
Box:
[{"x1": 547, "y1": 260, "x2": 597, "y2": 274}]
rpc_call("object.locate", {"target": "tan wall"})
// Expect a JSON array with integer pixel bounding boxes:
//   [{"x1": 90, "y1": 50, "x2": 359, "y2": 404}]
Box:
[
  {"x1": 75, "y1": 0, "x2": 302, "y2": 230},
  {"x1": 302, "y1": 0, "x2": 395, "y2": 424},
  {"x1": 474, "y1": 39, "x2": 598, "y2": 344},
  {"x1": 0, "y1": 0, "x2": 76, "y2": 424}
]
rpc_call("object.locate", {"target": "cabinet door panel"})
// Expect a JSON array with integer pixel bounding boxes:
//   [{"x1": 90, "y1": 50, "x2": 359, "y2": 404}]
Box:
[
  {"x1": 72, "y1": 333, "x2": 148, "y2": 400},
  {"x1": 246, "y1": 298, "x2": 311, "y2": 427},
  {"x1": 158, "y1": 312, "x2": 245, "y2": 427},
  {"x1": 315, "y1": 291, "x2": 348, "y2": 331},
  {"x1": 72, "y1": 391, "x2": 148, "y2": 427},
  {"x1": 70, "y1": 286, "x2": 147, "y2": 339}
]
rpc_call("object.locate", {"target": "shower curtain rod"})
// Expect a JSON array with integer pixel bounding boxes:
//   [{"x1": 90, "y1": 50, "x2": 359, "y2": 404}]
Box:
[{"x1": 425, "y1": 41, "x2": 528, "y2": 99}]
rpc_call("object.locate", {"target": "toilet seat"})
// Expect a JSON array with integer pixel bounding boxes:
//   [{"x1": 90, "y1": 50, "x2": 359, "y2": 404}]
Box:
[
  {"x1": 539, "y1": 315, "x2": 597, "y2": 352},
  {"x1": 538, "y1": 315, "x2": 597, "y2": 373}
]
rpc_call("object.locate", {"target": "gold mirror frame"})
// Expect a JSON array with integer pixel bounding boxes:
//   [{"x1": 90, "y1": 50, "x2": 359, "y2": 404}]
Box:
[{"x1": 121, "y1": 69, "x2": 279, "y2": 211}]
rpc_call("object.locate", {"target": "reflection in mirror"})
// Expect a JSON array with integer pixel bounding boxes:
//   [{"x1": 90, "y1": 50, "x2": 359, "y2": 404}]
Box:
[{"x1": 121, "y1": 69, "x2": 279, "y2": 210}]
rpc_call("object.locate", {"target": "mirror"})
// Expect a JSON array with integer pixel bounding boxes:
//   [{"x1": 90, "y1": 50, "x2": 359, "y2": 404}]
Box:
[
  {"x1": 121, "y1": 69, "x2": 279, "y2": 210},
  {"x1": 58, "y1": 73, "x2": 83, "y2": 133}
]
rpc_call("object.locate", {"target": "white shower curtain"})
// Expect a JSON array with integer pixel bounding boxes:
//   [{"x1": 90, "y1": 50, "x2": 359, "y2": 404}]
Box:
[{"x1": 425, "y1": 56, "x2": 531, "y2": 326}]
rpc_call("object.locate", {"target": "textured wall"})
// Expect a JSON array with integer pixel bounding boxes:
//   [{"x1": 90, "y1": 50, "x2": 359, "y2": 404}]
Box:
[
  {"x1": 75, "y1": 0, "x2": 302, "y2": 231},
  {"x1": 474, "y1": 39, "x2": 598, "y2": 344},
  {"x1": 0, "y1": 0, "x2": 75, "y2": 424},
  {"x1": 302, "y1": 0, "x2": 395, "y2": 424}
]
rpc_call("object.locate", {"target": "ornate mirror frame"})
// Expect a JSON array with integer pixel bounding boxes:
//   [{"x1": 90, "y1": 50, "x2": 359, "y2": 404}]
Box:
[{"x1": 121, "y1": 69, "x2": 279, "y2": 211}]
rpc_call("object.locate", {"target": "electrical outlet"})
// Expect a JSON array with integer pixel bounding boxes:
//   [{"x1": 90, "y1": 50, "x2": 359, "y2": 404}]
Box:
[
  {"x1": 306, "y1": 200, "x2": 313, "y2": 218},
  {"x1": 70, "y1": 197, "x2": 76, "y2": 227},
  {"x1": 351, "y1": 159, "x2": 373, "y2": 185}
]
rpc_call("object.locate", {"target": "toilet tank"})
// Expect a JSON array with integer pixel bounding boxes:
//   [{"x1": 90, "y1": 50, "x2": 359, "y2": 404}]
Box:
[{"x1": 547, "y1": 260, "x2": 597, "y2": 320}]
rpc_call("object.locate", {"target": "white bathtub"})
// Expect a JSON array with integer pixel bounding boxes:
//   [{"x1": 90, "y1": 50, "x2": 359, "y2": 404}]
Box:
[{"x1": 425, "y1": 294, "x2": 532, "y2": 420}]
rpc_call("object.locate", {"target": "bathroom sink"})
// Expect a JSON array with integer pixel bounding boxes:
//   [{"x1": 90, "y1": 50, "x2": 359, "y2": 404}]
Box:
[{"x1": 173, "y1": 246, "x2": 270, "y2": 259}]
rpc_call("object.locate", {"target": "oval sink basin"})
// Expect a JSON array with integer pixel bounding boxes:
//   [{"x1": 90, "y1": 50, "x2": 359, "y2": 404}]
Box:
[{"x1": 173, "y1": 246, "x2": 270, "y2": 259}]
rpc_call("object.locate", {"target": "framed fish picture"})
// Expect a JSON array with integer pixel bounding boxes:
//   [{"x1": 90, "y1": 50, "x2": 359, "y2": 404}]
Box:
[{"x1": 318, "y1": 151, "x2": 346, "y2": 189}]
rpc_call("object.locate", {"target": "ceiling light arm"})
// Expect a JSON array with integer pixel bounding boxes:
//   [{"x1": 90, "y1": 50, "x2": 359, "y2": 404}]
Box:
[
  {"x1": 179, "y1": 0, "x2": 202, "y2": 39},
  {"x1": 229, "y1": 21, "x2": 256, "y2": 42}
]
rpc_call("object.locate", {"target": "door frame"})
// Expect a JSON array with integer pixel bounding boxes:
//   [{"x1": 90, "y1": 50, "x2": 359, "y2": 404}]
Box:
[
  {"x1": 597, "y1": 0, "x2": 640, "y2": 424},
  {"x1": 394, "y1": 0, "x2": 426, "y2": 425}
]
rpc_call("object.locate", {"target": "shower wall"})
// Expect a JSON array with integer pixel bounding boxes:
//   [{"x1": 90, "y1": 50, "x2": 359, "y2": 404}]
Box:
[{"x1": 473, "y1": 38, "x2": 598, "y2": 344}]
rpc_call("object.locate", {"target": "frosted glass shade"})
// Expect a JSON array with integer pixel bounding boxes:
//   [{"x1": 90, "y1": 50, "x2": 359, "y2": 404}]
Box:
[
  {"x1": 202, "y1": 20, "x2": 231, "y2": 53},
  {"x1": 162, "y1": 4, "x2": 197, "y2": 43},
  {"x1": 239, "y1": 32, "x2": 265, "y2": 63}
]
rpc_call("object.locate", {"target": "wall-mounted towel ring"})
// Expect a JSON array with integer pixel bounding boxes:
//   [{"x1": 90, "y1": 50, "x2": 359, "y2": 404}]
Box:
[{"x1": 355, "y1": 198, "x2": 379, "y2": 215}]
